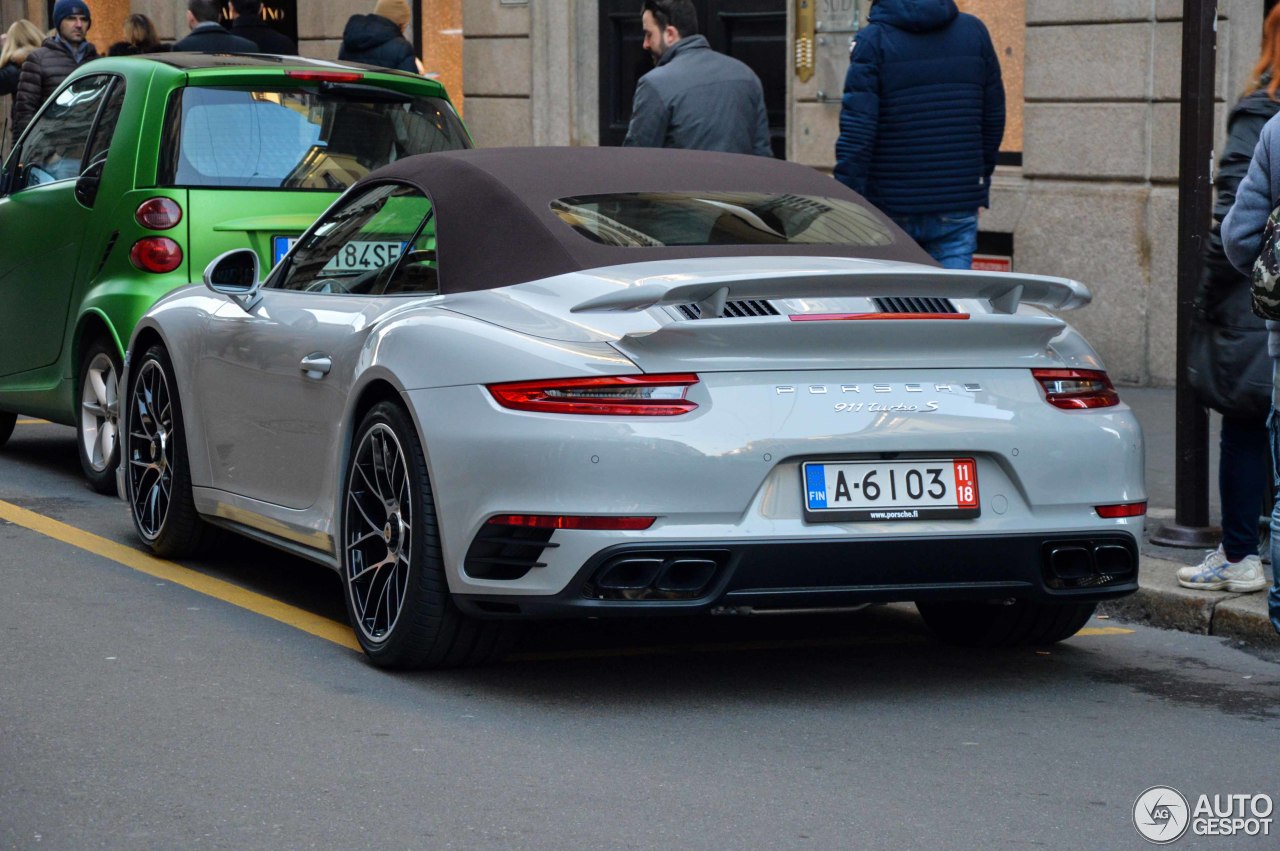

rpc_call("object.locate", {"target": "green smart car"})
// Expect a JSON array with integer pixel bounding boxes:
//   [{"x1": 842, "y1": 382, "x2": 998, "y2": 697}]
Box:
[{"x1": 0, "y1": 53, "x2": 470, "y2": 492}]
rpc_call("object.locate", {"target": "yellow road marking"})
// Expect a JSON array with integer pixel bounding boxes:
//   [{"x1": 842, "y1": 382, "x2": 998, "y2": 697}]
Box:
[
  {"x1": 16, "y1": 419, "x2": 46, "y2": 425},
  {"x1": 0, "y1": 499, "x2": 360, "y2": 652},
  {"x1": 1078, "y1": 626, "x2": 1135, "y2": 636}
]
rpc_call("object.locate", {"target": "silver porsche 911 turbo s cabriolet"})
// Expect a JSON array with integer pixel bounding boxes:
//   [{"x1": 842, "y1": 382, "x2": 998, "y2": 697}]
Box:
[{"x1": 118, "y1": 147, "x2": 1145, "y2": 669}]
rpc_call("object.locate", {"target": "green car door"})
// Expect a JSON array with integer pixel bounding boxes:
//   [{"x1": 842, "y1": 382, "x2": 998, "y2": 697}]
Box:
[{"x1": 0, "y1": 74, "x2": 124, "y2": 377}]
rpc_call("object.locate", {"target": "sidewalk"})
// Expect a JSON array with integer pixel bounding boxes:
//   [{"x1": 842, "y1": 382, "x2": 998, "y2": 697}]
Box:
[{"x1": 1102, "y1": 386, "x2": 1280, "y2": 649}]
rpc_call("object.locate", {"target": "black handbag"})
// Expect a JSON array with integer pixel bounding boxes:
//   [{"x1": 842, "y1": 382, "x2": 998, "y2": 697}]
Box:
[{"x1": 1186, "y1": 306, "x2": 1272, "y2": 419}]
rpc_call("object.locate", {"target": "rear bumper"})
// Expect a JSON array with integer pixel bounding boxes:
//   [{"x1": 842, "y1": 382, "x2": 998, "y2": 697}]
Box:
[{"x1": 452, "y1": 531, "x2": 1139, "y2": 618}]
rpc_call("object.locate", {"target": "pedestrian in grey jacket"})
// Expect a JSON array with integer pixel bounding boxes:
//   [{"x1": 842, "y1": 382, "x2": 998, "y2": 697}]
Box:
[
  {"x1": 1220, "y1": 109, "x2": 1280, "y2": 635},
  {"x1": 622, "y1": 0, "x2": 772, "y2": 157}
]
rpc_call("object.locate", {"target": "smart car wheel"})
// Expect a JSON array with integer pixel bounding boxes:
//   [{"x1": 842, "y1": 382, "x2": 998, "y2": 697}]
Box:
[
  {"x1": 125, "y1": 344, "x2": 213, "y2": 557},
  {"x1": 77, "y1": 338, "x2": 122, "y2": 494},
  {"x1": 343, "y1": 401, "x2": 513, "y2": 669},
  {"x1": 0, "y1": 412, "x2": 14, "y2": 447},
  {"x1": 915, "y1": 599, "x2": 1097, "y2": 647}
]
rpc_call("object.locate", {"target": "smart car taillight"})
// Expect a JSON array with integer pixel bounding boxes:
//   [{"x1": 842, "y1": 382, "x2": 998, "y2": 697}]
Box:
[
  {"x1": 129, "y1": 237, "x2": 183, "y2": 273},
  {"x1": 1032, "y1": 368, "x2": 1120, "y2": 410},
  {"x1": 487, "y1": 374, "x2": 699, "y2": 415},
  {"x1": 135, "y1": 197, "x2": 182, "y2": 229},
  {"x1": 487, "y1": 514, "x2": 656, "y2": 530}
]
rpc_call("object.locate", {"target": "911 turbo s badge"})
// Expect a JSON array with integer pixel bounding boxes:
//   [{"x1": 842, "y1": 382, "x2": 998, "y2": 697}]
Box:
[{"x1": 834, "y1": 401, "x2": 938, "y2": 413}]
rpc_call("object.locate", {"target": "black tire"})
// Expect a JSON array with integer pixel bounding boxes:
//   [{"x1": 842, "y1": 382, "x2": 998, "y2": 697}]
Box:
[
  {"x1": 916, "y1": 599, "x2": 1098, "y2": 648},
  {"x1": 342, "y1": 401, "x2": 515, "y2": 669},
  {"x1": 123, "y1": 344, "x2": 215, "y2": 558},
  {"x1": 0, "y1": 411, "x2": 14, "y2": 447},
  {"x1": 77, "y1": 337, "x2": 123, "y2": 495}
]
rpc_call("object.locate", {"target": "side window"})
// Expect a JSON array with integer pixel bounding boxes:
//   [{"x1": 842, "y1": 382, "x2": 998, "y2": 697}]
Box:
[
  {"x1": 273, "y1": 183, "x2": 437, "y2": 295},
  {"x1": 82, "y1": 78, "x2": 127, "y2": 170},
  {"x1": 13, "y1": 75, "x2": 115, "y2": 190}
]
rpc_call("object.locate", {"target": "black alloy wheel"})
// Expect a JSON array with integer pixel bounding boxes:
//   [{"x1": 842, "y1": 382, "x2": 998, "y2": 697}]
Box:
[
  {"x1": 124, "y1": 344, "x2": 212, "y2": 557},
  {"x1": 342, "y1": 401, "x2": 514, "y2": 669}
]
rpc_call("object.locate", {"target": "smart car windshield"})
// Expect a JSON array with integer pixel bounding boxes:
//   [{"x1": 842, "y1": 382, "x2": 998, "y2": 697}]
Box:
[
  {"x1": 160, "y1": 86, "x2": 469, "y2": 190},
  {"x1": 551, "y1": 192, "x2": 895, "y2": 247}
]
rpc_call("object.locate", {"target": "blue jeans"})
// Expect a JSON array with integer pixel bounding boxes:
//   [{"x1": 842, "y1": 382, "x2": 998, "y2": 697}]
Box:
[
  {"x1": 891, "y1": 211, "x2": 980, "y2": 270},
  {"x1": 1265, "y1": 409, "x2": 1280, "y2": 634},
  {"x1": 1220, "y1": 416, "x2": 1268, "y2": 561}
]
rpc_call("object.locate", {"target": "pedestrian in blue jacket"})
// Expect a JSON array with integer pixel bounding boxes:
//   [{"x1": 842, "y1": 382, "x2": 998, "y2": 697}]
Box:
[
  {"x1": 835, "y1": 0, "x2": 1004, "y2": 268},
  {"x1": 1221, "y1": 70, "x2": 1280, "y2": 635}
]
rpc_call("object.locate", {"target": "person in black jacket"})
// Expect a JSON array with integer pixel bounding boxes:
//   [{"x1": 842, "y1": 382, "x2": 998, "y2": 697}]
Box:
[
  {"x1": 228, "y1": 0, "x2": 296, "y2": 56},
  {"x1": 1178, "y1": 6, "x2": 1280, "y2": 593},
  {"x1": 172, "y1": 0, "x2": 256, "y2": 54},
  {"x1": 338, "y1": 0, "x2": 417, "y2": 74},
  {"x1": 12, "y1": 0, "x2": 98, "y2": 139}
]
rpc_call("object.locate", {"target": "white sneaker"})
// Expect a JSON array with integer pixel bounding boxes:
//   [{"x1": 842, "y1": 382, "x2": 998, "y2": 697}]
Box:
[
  {"x1": 1177, "y1": 547, "x2": 1267, "y2": 592},
  {"x1": 1177, "y1": 546, "x2": 1227, "y2": 583}
]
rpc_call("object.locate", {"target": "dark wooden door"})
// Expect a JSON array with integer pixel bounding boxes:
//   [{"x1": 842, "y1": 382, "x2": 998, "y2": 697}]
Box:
[{"x1": 599, "y1": 0, "x2": 787, "y2": 158}]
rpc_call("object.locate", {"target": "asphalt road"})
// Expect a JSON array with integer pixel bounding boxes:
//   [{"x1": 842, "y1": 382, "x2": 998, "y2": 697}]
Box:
[{"x1": 3, "y1": 420, "x2": 1279, "y2": 850}]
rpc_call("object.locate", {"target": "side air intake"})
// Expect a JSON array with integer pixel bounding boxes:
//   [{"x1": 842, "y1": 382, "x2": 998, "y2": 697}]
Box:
[
  {"x1": 677, "y1": 299, "x2": 779, "y2": 320},
  {"x1": 873, "y1": 296, "x2": 957, "y2": 314}
]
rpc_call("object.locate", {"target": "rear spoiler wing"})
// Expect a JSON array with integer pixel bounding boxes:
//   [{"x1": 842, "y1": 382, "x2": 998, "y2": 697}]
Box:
[{"x1": 569, "y1": 268, "x2": 1091, "y2": 317}]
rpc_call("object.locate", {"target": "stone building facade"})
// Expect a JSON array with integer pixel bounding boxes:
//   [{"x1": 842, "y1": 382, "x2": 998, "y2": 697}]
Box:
[{"x1": 0, "y1": 0, "x2": 1269, "y2": 386}]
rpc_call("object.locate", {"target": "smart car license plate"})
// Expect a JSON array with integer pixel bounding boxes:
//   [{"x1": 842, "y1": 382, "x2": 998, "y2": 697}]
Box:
[
  {"x1": 272, "y1": 236, "x2": 404, "y2": 271},
  {"x1": 802, "y1": 458, "x2": 979, "y2": 521}
]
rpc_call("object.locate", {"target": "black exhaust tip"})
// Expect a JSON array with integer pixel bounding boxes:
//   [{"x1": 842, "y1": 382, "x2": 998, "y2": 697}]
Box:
[
  {"x1": 585, "y1": 551, "x2": 728, "y2": 600},
  {"x1": 1042, "y1": 538, "x2": 1137, "y2": 589}
]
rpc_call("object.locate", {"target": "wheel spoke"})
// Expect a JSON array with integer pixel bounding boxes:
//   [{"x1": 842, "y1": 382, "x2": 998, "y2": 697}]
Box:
[
  {"x1": 352, "y1": 548, "x2": 394, "y2": 592},
  {"x1": 346, "y1": 528, "x2": 383, "y2": 551},
  {"x1": 98, "y1": 419, "x2": 116, "y2": 469},
  {"x1": 343, "y1": 488, "x2": 381, "y2": 534},
  {"x1": 355, "y1": 460, "x2": 382, "y2": 504},
  {"x1": 88, "y1": 369, "x2": 109, "y2": 408}
]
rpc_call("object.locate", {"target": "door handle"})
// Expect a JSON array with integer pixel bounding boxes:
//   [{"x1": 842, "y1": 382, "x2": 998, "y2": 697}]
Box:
[{"x1": 300, "y1": 353, "x2": 332, "y2": 379}]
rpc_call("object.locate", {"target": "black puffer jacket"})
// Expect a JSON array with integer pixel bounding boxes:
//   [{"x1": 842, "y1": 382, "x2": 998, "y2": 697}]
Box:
[
  {"x1": 1191, "y1": 86, "x2": 1280, "y2": 416},
  {"x1": 0, "y1": 62, "x2": 21, "y2": 97},
  {"x1": 12, "y1": 36, "x2": 98, "y2": 138},
  {"x1": 337, "y1": 14, "x2": 416, "y2": 73}
]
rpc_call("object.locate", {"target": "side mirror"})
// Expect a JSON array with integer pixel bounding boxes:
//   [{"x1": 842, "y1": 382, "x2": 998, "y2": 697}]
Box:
[
  {"x1": 74, "y1": 158, "x2": 106, "y2": 208},
  {"x1": 204, "y1": 248, "x2": 262, "y2": 311}
]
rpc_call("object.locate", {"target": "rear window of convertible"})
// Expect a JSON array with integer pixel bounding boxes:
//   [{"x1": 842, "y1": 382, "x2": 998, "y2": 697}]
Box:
[
  {"x1": 550, "y1": 192, "x2": 895, "y2": 247},
  {"x1": 159, "y1": 85, "x2": 469, "y2": 190}
]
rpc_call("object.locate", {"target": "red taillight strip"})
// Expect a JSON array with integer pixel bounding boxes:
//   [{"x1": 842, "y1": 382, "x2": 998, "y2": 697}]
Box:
[
  {"x1": 1095, "y1": 502, "x2": 1147, "y2": 518},
  {"x1": 487, "y1": 373, "x2": 699, "y2": 416},
  {"x1": 487, "y1": 514, "x2": 656, "y2": 531},
  {"x1": 284, "y1": 70, "x2": 363, "y2": 83},
  {"x1": 789, "y1": 313, "x2": 970, "y2": 322},
  {"x1": 1032, "y1": 368, "x2": 1120, "y2": 409}
]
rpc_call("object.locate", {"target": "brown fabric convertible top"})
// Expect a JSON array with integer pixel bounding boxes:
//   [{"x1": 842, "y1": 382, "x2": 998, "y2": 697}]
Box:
[{"x1": 356, "y1": 147, "x2": 934, "y2": 294}]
